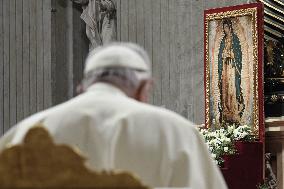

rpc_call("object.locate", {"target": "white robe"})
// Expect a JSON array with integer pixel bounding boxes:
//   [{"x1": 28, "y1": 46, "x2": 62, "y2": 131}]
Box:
[{"x1": 0, "y1": 83, "x2": 227, "y2": 189}]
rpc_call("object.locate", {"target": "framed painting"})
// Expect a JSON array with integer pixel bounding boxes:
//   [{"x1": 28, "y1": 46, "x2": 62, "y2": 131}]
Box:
[{"x1": 204, "y1": 3, "x2": 264, "y2": 140}]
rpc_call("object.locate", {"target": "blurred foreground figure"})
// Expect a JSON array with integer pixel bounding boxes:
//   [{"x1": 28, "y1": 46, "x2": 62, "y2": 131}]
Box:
[{"x1": 0, "y1": 43, "x2": 227, "y2": 189}]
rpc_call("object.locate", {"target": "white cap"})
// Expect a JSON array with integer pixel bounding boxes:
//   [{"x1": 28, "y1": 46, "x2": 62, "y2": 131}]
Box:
[{"x1": 84, "y1": 44, "x2": 150, "y2": 76}]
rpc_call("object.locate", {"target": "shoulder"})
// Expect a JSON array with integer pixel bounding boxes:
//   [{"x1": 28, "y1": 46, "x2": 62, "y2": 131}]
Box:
[
  {"x1": 126, "y1": 100, "x2": 197, "y2": 131},
  {"x1": 12, "y1": 95, "x2": 85, "y2": 130},
  {"x1": 4, "y1": 97, "x2": 85, "y2": 144},
  {"x1": 115, "y1": 101, "x2": 203, "y2": 152}
]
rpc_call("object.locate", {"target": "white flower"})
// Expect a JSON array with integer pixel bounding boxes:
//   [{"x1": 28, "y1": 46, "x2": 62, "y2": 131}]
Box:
[
  {"x1": 224, "y1": 147, "x2": 228, "y2": 152},
  {"x1": 225, "y1": 138, "x2": 231, "y2": 142},
  {"x1": 227, "y1": 125, "x2": 235, "y2": 133}
]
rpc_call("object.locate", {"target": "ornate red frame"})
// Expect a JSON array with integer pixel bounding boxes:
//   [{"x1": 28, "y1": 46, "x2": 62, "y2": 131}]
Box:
[{"x1": 204, "y1": 3, "x2": 264, "y2": 142}]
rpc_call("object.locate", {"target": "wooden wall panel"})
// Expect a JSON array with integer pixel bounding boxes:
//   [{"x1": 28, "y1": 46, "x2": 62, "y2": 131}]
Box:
[
  {"x1": 9, "y1": 0, "x2": 16, "y2": 126},
  {"x1": 72, "y1": 2, "x2": 88, "y2": 96},
  {"x1": 3, "y1": 0, "x2": 10, "y2": 131},
  {"x1": 191, "y1": 0, "x2": 205, "y2": 122},
  {"x1": 36, "y1": 0, "x2": 44, "y2": 111},
  {"x1": 160, "y1": 0, "x2": 170, "y2": 110},
  {"x1": 117, "y1": 0, "x2": 251, "y2": 123},
  {"x1": 168, "y1": 0, "x2": 177, "y2": 111},
  {"x1": 29, "y1": 0, "x2": 37, "y2": 116},
  {"x1": 176, "y1": 0, "x2": 192, "y2": 119},
  {"x1": 52, "y1": 0, "x2": 89, "y2": 102},
  {"x1": 135, "y1": 0, "x2": 144, "y2": 47},
  {"x1": 128, "y1": 0, "x2": 136, "y2": 43},
  {"x1": 22, "y1": 0, "x2": 30, "y2": 118},
  {"x1": 116, "y1": 0, "x2": 121, "y2": 41},
  {"x1": 152, "y1": 0, "x2": 162, "y2": 106},
  {"x1": 43, "y1": 0, "x2": 52, "y2": 109},
  {"x1": 0, "y1": 0, "x2": 52, "y2": 131},
  {"x1": 51, "y1": 0, "x2": 69, "y2": 105},
  {"x1": 16, "y1": 0, "x2": 23, "y2": 123},
  {"x1": 120, "y1": 0, "x2": 128, "y2": 42},
  {"x1": 143, "y1": 0, "x2": 153, "y2": 103},
  {"x1": 72, "y1": 3, "x2": 83, "y2": 95},
  {"x1": 0, "y1": 0, "x2": 3, "y2": 134}
]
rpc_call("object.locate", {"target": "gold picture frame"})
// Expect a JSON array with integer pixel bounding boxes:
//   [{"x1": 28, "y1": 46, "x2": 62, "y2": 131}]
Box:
[{"x1": 204, "y1": 3, "x2": 264, "y2": 139}]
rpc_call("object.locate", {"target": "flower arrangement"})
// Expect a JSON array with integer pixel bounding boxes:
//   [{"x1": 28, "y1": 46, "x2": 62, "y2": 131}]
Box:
[
  {"x1": 233, "y1": 125, "x2": 256, "y2": 142},
  {"x1": 198, "y1": 124, "x2": 255, "y2": 166}
]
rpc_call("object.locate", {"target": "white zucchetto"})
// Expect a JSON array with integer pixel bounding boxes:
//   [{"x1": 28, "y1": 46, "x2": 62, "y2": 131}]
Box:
[{"x1": 84, "y1": 44, "x2": 150, "y2": 76}]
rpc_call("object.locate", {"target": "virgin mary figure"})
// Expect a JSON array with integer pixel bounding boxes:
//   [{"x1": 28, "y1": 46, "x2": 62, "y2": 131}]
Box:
[{"x1": 218, "y1": 19, "x2": 245, "y2": 125}]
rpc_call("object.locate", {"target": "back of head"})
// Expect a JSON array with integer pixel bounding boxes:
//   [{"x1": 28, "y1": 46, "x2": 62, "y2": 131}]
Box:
[
  {"x1": 84, "y1": 43, "x2": 151, "y2": 76},
  {"x1": 81, "y1": 43, "x2": 152, "y2": 100}
]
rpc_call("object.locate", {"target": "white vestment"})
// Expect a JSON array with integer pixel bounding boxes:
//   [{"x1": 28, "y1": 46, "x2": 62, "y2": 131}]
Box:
[{"x1": 0, "y1": 83, "x2": 227, "y2": 189}]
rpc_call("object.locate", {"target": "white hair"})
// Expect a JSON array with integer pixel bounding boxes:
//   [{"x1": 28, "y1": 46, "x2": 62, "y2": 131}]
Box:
[{"x1": 82, "y1": 67, "x2": 150, "y2": 91}]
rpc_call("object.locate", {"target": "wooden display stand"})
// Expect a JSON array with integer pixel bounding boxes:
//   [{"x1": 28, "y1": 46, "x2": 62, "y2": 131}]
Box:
[
  {"x1": 221, "y1": 141, "x2": 263, "y2": 189},
  {"x1": 204, "y1": 2, "x2": 265, "y2": 188}
]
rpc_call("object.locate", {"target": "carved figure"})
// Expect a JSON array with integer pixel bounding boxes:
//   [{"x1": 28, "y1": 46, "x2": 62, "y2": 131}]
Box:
[
  {"x1": 72, "y1": 0, "x2": 117, "y2": 50},
  {"x1": 265, "y1": 153, "x2": 278, "y2": 189}
]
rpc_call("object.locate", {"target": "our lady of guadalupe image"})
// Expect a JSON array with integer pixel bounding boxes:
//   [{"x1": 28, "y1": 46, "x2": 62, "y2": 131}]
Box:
[{"x1": 217, "y1": 19, "x2": 245, "y2": 125}]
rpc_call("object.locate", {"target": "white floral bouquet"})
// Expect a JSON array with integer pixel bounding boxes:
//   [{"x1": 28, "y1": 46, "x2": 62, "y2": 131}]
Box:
[
  {"x1": 198, "y1": 124, "x2": 255, "y2": 166},
  {"x1": 233, "y1": 125, "x2": 256, "y2": 141}
]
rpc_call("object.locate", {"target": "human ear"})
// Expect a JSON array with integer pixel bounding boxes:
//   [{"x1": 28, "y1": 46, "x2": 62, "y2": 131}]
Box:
[
  {"x1": 76, "y1": 83, "x2": 85, "y2": 95},
  {"x1": 135, "y1": 80, "x2": 153, "y2": 103}
]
